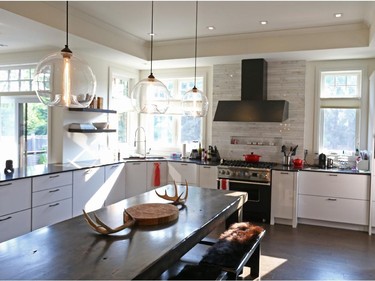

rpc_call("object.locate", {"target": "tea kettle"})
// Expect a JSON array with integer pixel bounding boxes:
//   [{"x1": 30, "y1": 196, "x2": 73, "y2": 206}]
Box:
[{"x1": 318, "y1": 153, "x2": 326, "y2": 169}]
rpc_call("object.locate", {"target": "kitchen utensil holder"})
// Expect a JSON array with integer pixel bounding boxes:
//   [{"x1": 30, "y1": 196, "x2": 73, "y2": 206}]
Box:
[{"x1": 282, "y1": 156, "x2": 292, "y2": 166}]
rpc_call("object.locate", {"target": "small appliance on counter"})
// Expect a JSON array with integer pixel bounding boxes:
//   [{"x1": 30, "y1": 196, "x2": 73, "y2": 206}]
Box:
[
  {"x1": 4, "y1": 160, "x2": 14, "y2": 175},
  {"x1": 318, "y1": 153, "x2": 326, "y2": 168},
  {"x1": 327, "y1": 158, "x2": 334, "y2": 168}
]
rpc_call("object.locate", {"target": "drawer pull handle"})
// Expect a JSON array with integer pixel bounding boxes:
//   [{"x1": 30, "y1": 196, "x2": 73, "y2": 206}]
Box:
[
  {"x1": 49, "y1": 203, "x2": 60, "y2": 207},
  {"x1": 181, "y1": 164, "x2": 188, "y2": 166},
  {"x1": 132, "y1": 163, "x2": 141, "y2": 166},
  {"x1": 203, "y1": 166, "x2": 211, "y2": 169},
  {"x1": 0, "y1": 216, "x2": 12, "y2": 222},
  {"x1": 327, "y1": 198, "x2": 337, "y2": 201},
  {"x1": 49, "y1": 174, "x2": 60, "y2": 178},
  {"x1": 280, "y1": 172, "x2": 289, "y2": 175},
  {"x1": 49, "y1": 189, "x2": 60, "y2": 193},
  {"x1": 0, "y1": 183, "x2": 12, "y2": 187},
  {"x1": 328, "y1": 174, "x2": 338, "y2": 177},
  {"x1": 110, "y1": 165, "x2": 119, "y2": 169}
]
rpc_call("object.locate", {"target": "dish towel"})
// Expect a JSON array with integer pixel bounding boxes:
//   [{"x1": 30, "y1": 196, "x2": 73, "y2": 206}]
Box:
[
  {"x1": 153, "y1": 162, "x2": 161, "y2": 187},
  {"x1": 220, "y1": 179, "x2": 229, "y2": 190}
]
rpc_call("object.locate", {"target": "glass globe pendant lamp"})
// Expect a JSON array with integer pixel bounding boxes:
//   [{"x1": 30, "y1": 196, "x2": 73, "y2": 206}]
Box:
[
  {"x1": 33, "y1": 1, "x2": 96, "y2": 108},
  {"x1": 131, "y1": 1, "x2": 170, "y2": 114},
  {"x1": 181, "y1": 1, "x2": 209, "y2": 117}
]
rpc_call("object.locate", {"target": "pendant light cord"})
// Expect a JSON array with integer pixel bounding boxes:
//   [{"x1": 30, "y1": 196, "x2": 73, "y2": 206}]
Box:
[
  {"x1": 193, "y1": 1, "x2": 198, "y2": 88},
  {"x1": 66, "y1": 1, "x2": 69, "y2": 47},
  {"x1": 150, "y1": 1, "x2": 154, "y2": 77},
  {"x1": 61, "y1": 1, "x2": 72, "y2": 54}
]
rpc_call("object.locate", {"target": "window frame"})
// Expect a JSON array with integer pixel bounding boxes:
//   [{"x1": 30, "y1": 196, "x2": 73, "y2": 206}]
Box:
[
  {"x1": 314, "y1": 62, "x2": 368, "y2": 155},
  {"x1": 139, "y1": 68, "x2": 208, "y2": 155},
  {"x1": 108, "y1": 67, "x2": 138, "y2": 150}
]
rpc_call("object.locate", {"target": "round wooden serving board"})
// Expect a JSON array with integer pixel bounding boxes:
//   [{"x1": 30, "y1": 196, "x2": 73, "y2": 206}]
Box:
[{"x1": 125, "y1": 203, "x2": 179, "y2": 226}]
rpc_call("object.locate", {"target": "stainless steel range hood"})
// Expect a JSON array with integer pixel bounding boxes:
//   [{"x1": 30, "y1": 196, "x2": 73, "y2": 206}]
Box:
[{"x1": 213, "y1": 59, "x2": 289, "y2": 122}]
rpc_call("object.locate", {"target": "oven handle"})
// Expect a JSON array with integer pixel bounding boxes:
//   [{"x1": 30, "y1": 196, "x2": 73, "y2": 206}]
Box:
[{"x1": 217, "y1": 179, "x2": 270, "y2": 186}]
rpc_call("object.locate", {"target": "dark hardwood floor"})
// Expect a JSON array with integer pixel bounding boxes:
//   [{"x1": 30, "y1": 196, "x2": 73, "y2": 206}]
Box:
[{"x1": 250, "y1": 224, "x2": 375, "y2": 280}]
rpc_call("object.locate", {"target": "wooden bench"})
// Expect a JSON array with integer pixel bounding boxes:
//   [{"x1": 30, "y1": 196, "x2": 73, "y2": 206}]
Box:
[{"x1": 162, "y1": 228, "x2": 265, "y2": 280}]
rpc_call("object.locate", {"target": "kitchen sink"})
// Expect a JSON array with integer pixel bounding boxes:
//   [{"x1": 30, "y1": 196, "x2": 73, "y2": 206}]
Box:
[{"x1": 123, "y1": 156, "x2": 166, "y2": 160}]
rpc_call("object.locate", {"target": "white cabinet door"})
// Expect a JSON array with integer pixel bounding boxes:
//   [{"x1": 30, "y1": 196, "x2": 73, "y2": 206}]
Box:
[
  {"x1": 0, "y1": 178, "x2": 31, "y2": 216},
  {"x1": 125, "y1": 162, "x2": 147, "y2": 198},
  {"x1": 168, "y1": 162, "x2": 197, "y2": 185},
  {"x1": 32, "y1": 172, "x2": 72, "y2": 192},
  {"x1": 72, "y1": 167, "x2": 105, "y2": 216},
  {"x1": 271, "y1": 171, "x2": 296, "y2": 226},
  {"x1": 32, "y1": 198, "x2": 72, "y2": 231},
  {"x1": 32, "y1": 185, "x2": 72, "y2": 207},
  {"x1": 298, "y1": 171, "x2": 370, "y2": 226},
  {"x1": 146, "y1": 161, "x2": 168, "y2": 191},
  {"x1": 0, "y1": 209, "x2": 31, "y2": 243},
  {"x1": 104, "y1": 163, "x2": 126, "y2": 206},
  {"x1": 298, "y1": 171, "x2": 369, "y2": 200},
  {"x1": 198, "y1": 165, "x2": 218, "y2": 189},
  {"x1": 298, "y1": 194, "x2": 369, "y2": 225}
]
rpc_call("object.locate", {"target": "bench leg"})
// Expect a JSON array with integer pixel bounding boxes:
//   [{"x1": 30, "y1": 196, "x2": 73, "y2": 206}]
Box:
[{"x1": 246, "y1": 244, "x2": 260, "y2": 279}]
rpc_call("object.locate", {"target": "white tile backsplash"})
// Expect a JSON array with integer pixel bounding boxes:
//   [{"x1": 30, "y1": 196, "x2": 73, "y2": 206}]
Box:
[{"x1": 212, "y1": 60, "x2": 306, "y2": 163}]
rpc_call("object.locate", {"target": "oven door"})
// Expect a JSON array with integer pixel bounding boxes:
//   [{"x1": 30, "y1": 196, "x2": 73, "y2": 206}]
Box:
[{"x1": 220, "y1": 179, "x2": 271, "y2": 223}]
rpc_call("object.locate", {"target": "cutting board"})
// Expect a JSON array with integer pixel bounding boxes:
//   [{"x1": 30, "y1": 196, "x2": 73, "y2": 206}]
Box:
[{"x1": 125, "y1": 203, "x2": 179, "y2": 226}]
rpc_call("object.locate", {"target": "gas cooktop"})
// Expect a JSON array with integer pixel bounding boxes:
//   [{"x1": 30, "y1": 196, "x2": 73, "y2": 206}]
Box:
[{"x1": 219, "y1": 159, "x2": 276, "y2": 169}]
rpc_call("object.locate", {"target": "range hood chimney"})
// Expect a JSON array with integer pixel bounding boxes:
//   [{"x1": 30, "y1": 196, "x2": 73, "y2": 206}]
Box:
[{"x1": 213, "y1": 59, "x2": 289, "y2": 122}]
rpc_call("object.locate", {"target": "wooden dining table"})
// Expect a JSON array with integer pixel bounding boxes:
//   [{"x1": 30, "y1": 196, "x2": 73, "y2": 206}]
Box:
[{"x1": 0, "y1": 185, "x2": 247, "y2": 280}]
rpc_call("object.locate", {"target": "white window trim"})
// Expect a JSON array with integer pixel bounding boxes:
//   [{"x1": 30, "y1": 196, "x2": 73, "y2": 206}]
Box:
[
  {"x1": 108, "y1": 66, "x2": 139, "y2": 152},
  {"x1": 139, "y1": 67, "x2": 209, "y2": 155},
  {"x1": 313, "y1": 62, "x2": 368, "y2": 154}
]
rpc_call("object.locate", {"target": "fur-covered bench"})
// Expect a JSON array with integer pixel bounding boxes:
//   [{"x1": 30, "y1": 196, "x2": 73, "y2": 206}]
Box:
[{"x1": 167, "y1": 222, "x2": 265, "y2": 280}]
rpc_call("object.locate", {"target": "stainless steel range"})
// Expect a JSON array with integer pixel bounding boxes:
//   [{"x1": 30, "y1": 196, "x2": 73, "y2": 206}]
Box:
[{"x1": 217, "y1": 159, "x2": 275, "y2": 223}]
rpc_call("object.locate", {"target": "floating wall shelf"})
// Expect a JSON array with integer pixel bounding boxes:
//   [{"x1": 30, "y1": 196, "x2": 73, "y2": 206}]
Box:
[{"x1": 68, "y1": 108, "x2": 117, "y2": 114}]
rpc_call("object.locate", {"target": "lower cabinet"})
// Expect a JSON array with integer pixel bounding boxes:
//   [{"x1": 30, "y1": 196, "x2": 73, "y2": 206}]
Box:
[
  {"x1": 0, "y1": 209, "x2": 31, "y2": 243},
  {"x1": 168, "y1": 162, "x2": 198, "y2": 185},
  {"x1": 298, "y1": 194, "x2": 368, "y2": 225},
  {"x1": 104, "y1": 163, "x2": 126, "y2": 206},
  {"x1": 0, "y1": 178, "x2": 32, "y2": 243},
  {"x1": 72, "y1": 167, "x2": 105, "y2": 217},
  {"x1": 146, "y1": 161, "x2": 168, "y2": 191},
  {"x1": 32, "y1": 198, "x2": 72, "y2": 231},
  {"x1": 198, "y1": 165, "x2": 218, "y2": 189},
  {"x1": 271, "y1": 170, "x2": 297, "y2": 227},
  {"x1": 298, "y1": 171, "x2": 370, "y2": 227},
  {"x1": 125, "y1": 162, "x2": 147, "y2": 198}
]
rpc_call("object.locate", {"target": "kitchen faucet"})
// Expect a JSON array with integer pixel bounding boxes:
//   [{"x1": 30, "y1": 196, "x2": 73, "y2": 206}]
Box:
[{"x1": 134, "y1": 127, "x2": 147, "y2": 158}]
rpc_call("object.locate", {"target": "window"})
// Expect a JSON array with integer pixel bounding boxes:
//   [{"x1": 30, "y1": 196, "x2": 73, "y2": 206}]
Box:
[
  {"x1": 109, "y1": 67, "x2": 137, "y2": 150},
  {"x1": 0, "y1": 66, "x2": 35, "y2": 92},
  {"x1": 0, "y1": 65, "x2": 48, "y2": 168},
  {"x1": 318, "y1": 70, "x2": 362, "y2": 154},
  {"x1": 144, "y1": 76, "x2": 206, "y2": 153}
]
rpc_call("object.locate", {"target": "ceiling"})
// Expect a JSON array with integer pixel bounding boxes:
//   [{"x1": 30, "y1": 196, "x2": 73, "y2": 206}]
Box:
[{"x1": 0, "y1": 1, "x2": 375, "y2": 69}]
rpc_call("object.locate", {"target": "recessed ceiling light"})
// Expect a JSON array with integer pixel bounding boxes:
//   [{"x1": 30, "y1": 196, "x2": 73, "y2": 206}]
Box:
[
  {"x1": 334, "y1": 13, "x2": 343, "y2": 18},
  {"x1": 148, "y1": 32, "x2": 155, "y2": 36},
  {"x1": 260, "y1": 21, "x2": 268, "y2": 25},
  {"x1": 207, "y1": 26, "x2": 215, "y2": 31}
]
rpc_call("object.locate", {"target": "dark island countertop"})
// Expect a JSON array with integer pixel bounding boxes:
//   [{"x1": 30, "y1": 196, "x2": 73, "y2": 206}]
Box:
[{"x1": 0, "y1": 185, "x2": 247, "y2": 280}]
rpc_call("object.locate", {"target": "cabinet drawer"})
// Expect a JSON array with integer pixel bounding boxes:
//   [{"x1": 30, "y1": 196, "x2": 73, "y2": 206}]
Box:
[
  {"x1": 0, "y1": 178, "x2": 31, "y2": 216},
  {"x1": 0, "y1": 209, "x2": 31, "y2": 243},
  {"x1": 168, "y1": 162, "x2": 197, "y2": 184},
  {"x1": 33, "y1": 172, "x2": 73, "y2": 192},
  {"x1": 298, "y1": 194, "x2": 368, "y2": 225},
  {"x1": 32, "y1": 198, "x2": 72, "y2": 231},
  {"x1": 32, "y1": 185, "x2": 72, "y2": 207},
  {"x1": 298, "y1": 172, "x2": 369, "y2": 200}
]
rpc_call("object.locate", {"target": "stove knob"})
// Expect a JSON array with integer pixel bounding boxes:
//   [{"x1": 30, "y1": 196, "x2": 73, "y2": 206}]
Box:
[
  {"x1": 244, "y1": 171, "x2": 249, "y2": 177},
  {"x1": 226, "y1": 170, "x2": 232, "y2": 176}
]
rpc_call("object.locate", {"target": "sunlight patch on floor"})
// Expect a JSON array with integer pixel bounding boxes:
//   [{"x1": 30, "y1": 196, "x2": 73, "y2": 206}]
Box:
[{"x1": 260, "y1": 255, "x2": 288, "y2": 278}]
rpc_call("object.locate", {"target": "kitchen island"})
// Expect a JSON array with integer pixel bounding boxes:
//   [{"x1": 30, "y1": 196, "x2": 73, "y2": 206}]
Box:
[{"x1": 0, "y1": 185, "x2": 247, "y2": 280}]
